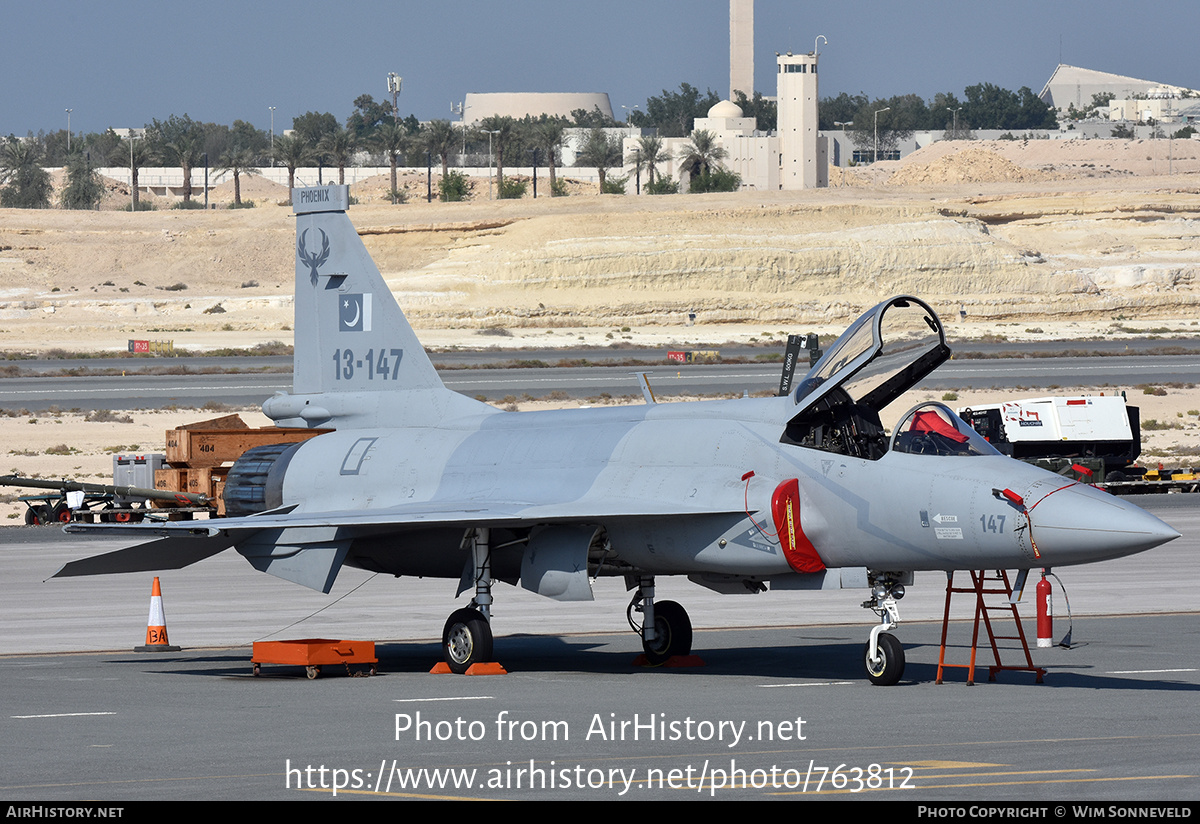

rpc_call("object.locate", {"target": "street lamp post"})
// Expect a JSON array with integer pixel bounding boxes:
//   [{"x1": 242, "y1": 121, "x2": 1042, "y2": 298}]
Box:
[
  {"x1": 450, "y1": 102, "x2": 465, "y2": 165},
  {"x1": 269, "y1": 106, "x2": 276, "y2": 164},
  {"x1": 946, "y1": 107, "x2": 962, "y2": 140},
  {"x1": 528, "y1": 147, "x2": 540, "y2": 198},
  {"x1": 483, "y1": 129, "x2": 500, "y2": 199},
  {"x1": 388, "y1": 73, "x2": 402, "y2": 121},
  {"x1": 65, "y1": 109, "x2": 72, "y2": 154},
  {"x1": 127, "y1": 133, "x2": 141, "y2": 211},
  {"x1": 874, "y1": 106, "x2": 891, "y2": 164}
]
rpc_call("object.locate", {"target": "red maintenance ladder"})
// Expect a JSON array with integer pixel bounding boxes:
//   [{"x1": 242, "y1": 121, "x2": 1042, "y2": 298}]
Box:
[{"x1": 936, "y1": 570, "x2": 1047, "y2": 685}]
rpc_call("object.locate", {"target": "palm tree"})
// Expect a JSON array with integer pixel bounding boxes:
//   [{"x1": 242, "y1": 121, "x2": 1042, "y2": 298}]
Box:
[
  {"x1": 676, "y1": 129, "x2": 728, "y2": 182},
  {"x1": 147, "y1": 115, "x2": 205, "y2": 204},
  {"x1": 422, "y1": 120, "x2": 458, "y2": 182},
  {"x1": 533, "y1": 116, "x2": 567, "y2": 193},
  {"x1": 575, "y1": 128, "x2": 623, "y2": 193},
  {"x1": 373, "y1": 122, "x2": 408, "y2": 203},
  {"x1": 126, "y1": 138, "x2": 151, "y2": 210},
  {"x1": 0, "y1": 138, "x2": 52, "y2": 208},
  {"x1": 162, "y1": 129, "x2": 205, "y2": 204},
  {"x1": 637, "y1": 135, "x2": 671, "y2": 187},
  {"x1": 271, "y1": 134, "x2": 313, "y2": 192},
  {"x1": 478, "y1": 115, "x2": 516, "y2": 188},
  {"x1": 317, "y1": 126, "x2": 357, "y2": 186},
  {"x1": 216, "y1": 146, "x2": 259, "y2": 206}
]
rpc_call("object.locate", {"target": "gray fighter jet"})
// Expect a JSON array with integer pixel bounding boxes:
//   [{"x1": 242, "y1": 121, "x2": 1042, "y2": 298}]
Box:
[{"x1": 57, "y1": 185, "x2": 1180, "y2": 685}]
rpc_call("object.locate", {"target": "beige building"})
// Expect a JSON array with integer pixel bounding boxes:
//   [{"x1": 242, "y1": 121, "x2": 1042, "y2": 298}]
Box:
[
  {"x1": 462, "y1": 92, "x2": 614, "y2": 125},
  {"x1": 623, "y1": 50, "x2": 826, "y2": 192},
  {"x1": 729, "y1": 0, "x2": 754, "y2": 100},
  {"x1": 1039, "y1": 64, "x2": 1200, "y2": 122},
  {"x1": 776, "y1": 50, "x2": 827, "y2": 189}
]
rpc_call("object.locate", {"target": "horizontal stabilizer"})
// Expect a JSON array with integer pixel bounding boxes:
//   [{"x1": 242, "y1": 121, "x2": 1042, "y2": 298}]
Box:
[{"x1": 51, "y1": 534, "x2": 237, "y2": 578}]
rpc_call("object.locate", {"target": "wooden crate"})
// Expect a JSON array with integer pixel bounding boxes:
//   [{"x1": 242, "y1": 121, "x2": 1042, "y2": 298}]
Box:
[
  {"x1": 165, "y1": 427, "x2": 330, "y2": 468},
  {"x1": 154, "y1": 467, "x2": 188, "y2": 494}
]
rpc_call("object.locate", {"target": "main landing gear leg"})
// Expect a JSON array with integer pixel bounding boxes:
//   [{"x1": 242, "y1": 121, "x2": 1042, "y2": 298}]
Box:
[
  {"x1": 861, "y1": 574, "x2": 906, "y2": 686},
  {"x1": 628, "y1": 576, "x2": 693, "y2": 665},
  {"x1": 442, "y1": 528, "x2": 494, "y2": 674}
]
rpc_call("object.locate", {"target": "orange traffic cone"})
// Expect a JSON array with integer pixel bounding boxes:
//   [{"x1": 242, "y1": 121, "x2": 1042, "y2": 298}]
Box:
[{"x1": 134, "y1": 577, "x2": 180, "y2": 652}]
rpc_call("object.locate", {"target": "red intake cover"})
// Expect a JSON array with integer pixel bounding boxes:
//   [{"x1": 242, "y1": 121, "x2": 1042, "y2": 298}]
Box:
[{"x1": 771, "y1": 479, "x2": 825, "y2": 573}]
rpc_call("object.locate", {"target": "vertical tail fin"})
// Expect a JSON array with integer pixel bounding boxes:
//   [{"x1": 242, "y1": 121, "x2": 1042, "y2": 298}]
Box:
[
  {"x1": 290, "y1": 184, "x2": 440, "y2": 395},
  {"x1": 264, "y1": 185, "x2": 491, "y2": 429}
]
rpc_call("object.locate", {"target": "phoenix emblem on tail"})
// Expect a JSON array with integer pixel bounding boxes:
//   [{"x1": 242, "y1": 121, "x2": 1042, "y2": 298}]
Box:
[{"x1": 297, "y1": 228, "x2": 330, "y2": 284}]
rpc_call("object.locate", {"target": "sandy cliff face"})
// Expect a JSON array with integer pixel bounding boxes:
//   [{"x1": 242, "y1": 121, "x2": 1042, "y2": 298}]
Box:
[
  {"x1": 376, "y1": 195, "x2": 1200, "y2": 327},
  {"x1": 2, "y1": 140, "x2": 1200, "y2": 348}
]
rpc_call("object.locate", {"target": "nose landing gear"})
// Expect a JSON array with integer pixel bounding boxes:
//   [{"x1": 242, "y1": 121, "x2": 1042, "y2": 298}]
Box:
[{"x1": 862, "y1": 574, "x2": 907, "y2": 685}]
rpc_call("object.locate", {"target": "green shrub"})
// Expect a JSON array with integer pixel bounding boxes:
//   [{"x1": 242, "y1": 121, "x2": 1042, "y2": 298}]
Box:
[
  {"x1": 60, "y1": 155, "x2": 104, "y2": 210},
  {"x1": 550, "y1": 178, "x2": 568, "y2": 197},
  {"x1": 601, "y1": 175, "x2": 627, "y2": 195},
  {"x1": 440, "y1": 171, "x2": 470, "y2": 202},
  {"x1": 171, "y1": 199, "x2": 207, "y2": 209},
  {"x1": 227, "y1": 200, "x2": 256, "y2": 209},
  {"x1": 645, "y1": 176, "x2": 678, "y2": 195},
  {"x1": 497, "y1": 178, "x2": 527, "y2": 199},
  {"x1": 688, "y1": 168, "x2": 741, "y2": 193}
]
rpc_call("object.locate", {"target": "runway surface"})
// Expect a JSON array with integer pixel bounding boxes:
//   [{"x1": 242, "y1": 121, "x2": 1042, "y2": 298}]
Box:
[
  {"x1": 3, "y1": 352, "x2": 1199, "y2": 410},
  {"x1": 1, "y1": 497, "x2": 1197, "y2": 801}
]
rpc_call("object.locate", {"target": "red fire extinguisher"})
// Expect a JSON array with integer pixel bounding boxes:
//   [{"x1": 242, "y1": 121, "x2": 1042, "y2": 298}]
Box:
[{"x1": 1036, "y1": 570, "x2": 1052, "y2": 648}]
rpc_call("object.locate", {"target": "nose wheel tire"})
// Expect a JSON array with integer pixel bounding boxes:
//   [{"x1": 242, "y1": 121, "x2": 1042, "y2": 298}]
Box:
[
  {"x1": 863, "y1": 632, "x2": 905, "y2": 686},
  {"x1": 641, "y1": 600, "x2": 692, "y2": 665},
  {"x1": 442, "y1": 608, "x2": 493, "y2": 674}
]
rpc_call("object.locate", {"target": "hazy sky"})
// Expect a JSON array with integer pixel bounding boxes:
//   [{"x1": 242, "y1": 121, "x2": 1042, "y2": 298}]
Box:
[{"x1": 4, "y1": 0, "x2": 1197, "y2": 136}]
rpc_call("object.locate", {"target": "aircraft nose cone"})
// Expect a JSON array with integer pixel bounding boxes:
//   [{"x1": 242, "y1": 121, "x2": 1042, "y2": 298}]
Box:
[{"x1": 1027, "y1": 484, "x2": 1180, "y2": 565}]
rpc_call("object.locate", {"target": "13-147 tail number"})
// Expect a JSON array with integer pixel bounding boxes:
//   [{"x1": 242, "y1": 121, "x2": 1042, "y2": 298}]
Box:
[{"x1": 333, "y1": 348, "x2": 403, "y2": 381}]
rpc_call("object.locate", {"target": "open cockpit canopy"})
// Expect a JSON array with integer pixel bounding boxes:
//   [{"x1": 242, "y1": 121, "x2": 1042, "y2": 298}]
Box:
[{"x1": 782, "y1": 297, "x2": 952, "y2": 460}]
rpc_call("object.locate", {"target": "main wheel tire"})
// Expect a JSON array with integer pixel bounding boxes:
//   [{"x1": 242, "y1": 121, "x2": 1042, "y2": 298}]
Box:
[
  {"x1": 864, "y1": 632, "x2": 905, "y2": 686},
  {"x1": 35, "y1": 506, "x2": 53, "y2": 525},
  {"x1": 51, "y1": 502, "x2": 71, "y2": 523},
  {"x1": 641, "y1": 600, "x2": 692, "y2": 665},
  {"x1": 442, "y1": 608, "x2": 493, "y2": 674},
  {"x1": 23, "y1": 507, "x2": 39, "y2": 525}
]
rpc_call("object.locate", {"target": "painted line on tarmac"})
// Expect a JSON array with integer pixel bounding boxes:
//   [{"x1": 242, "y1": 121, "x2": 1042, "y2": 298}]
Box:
[
  {"x1": 12, "y1": 711, "x2": 117, "y2": 718},
  {"x1": 759, "y1": 681, "x2": 856, "y2": 688}
]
